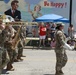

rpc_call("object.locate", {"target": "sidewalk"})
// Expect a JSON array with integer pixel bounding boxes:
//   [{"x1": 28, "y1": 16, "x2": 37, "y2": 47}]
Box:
[{"x1": 1, "y1": 49, "x2": 76, "y2": 75}]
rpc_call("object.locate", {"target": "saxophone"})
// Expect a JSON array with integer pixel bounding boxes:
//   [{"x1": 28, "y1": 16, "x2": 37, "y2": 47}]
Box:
[
  {"x1": 11, "y1": 26, "x2": 22, "y2": 50},
  {"x1": 4, "y1": 26, "x2": 22, "y2": 50}
]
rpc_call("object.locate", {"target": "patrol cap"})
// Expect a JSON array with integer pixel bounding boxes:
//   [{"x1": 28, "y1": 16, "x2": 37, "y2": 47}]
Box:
[{"x1": 56, "y1": 22, "x2": 65, "y2": 27}]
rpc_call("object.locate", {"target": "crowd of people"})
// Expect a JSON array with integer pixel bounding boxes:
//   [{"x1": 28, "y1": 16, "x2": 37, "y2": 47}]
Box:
[
  {"x1": 38, "y1": 22, "x2": 56, "y2": 48},
  {"x1": 36, "y1": 22, "x2": 75, "y2": 48}
]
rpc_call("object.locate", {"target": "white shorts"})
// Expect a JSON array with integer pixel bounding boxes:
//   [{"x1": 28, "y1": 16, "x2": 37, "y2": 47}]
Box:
[{"x1": 39, "y1": 35, "x2": 46, "y2": 39}]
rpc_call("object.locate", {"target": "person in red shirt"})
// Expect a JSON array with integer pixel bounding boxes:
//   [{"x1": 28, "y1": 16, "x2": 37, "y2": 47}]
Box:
[{"x1": 38, "y1": 22, "x2": 46, "y2": 46}]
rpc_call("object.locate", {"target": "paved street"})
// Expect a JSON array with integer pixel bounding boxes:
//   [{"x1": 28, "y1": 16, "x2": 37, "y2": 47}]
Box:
[{"x1": 1, "y1": 48, "x2": 76, "y2": 75}]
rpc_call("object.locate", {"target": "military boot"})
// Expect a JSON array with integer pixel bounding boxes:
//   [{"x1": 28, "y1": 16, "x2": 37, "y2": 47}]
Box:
[
  {"x1": 55, "y1": 70, "x2": 64, "y2": 75},
  {"x1": 6, "y1": 63, "x2": 14, "y2": 71},
  {"x1": 17, "y1": 55, "x2": 23, "y2": 61}
]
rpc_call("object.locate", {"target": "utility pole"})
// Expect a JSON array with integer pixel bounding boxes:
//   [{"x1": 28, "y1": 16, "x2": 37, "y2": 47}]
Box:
[
  {"x1": 69, "y1": 0, "x2": 72, "y2": 26},
  {"x1": 69, "y1": 0, "x2": 73, "y2": 42}
]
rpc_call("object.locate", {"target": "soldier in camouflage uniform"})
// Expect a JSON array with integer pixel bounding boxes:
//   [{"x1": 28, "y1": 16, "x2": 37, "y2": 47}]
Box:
[
  {"x1": 19, "y1": 26, "x2": 26, "y2": 56},
  {"x1": 0, "y1": 27, "x2": 3, "y2": 74},
  {"x1": 3, "y1": 25, "x2": 15, "y2": 71},
  {"x1": 55, "y1": 23, "x2": 68, "y2": 75},
  {"x1": 0, "y1": 51, "x2": 1, "y2": 74},
  {"x1": 17, "y1": 26, "x2": 26, "y2": 61},
  {"x1": 0, "y1": 24, "x2": 9, "y2": 74}
]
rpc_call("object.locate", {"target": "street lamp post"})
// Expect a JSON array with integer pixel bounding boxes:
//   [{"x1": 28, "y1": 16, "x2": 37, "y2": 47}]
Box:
[
  {"x1": 69, "y1": 0, "x2": 72, "y2": 26},
  {"x1": 69, "y1": 0, "x2": 73, "y2": 42}
]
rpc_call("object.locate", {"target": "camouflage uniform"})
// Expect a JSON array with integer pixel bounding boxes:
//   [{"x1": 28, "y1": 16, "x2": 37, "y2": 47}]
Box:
[
  {"x1": 55, "y1": 30, "x2": 68, "y2": 75},
  {"x1": 0, "y1": 28, "x2": 9, "y2": 74},
  {"x1": 3, "y1": 26, "x2": 14, "y2": 70},
  {"x1": 0, "y1": 45, "x2": 2, "y2": 75},
  {"x1": 9, "y1": 26, "x2": 18, "y2": 62},
  {"x1": 17, "y1": 26, "x2": 25, "y2": 59},
  {"x1": 0, "y1": 29, "x2": 3, "y2": 74}
]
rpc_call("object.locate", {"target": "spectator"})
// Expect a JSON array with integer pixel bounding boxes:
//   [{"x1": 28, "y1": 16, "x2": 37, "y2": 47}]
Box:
[
  {"x1": 32, "y1": 26, "x2": 36, "y2": 37},
  {"x1": 50, "y1": 23, "x2": 56, "y2": 40},
  {"x1": 38, "y1": 22, "x2": 46, "y2": 46},
  {"x1": 68, "y1": 24, "x2": 74, "y2": 39},
  {"x1": 46, "y1": 22, "x2": 50, "y2": 30},
  {"x1": 45, "y1": 22, "x2": 50, "y2": 44}
]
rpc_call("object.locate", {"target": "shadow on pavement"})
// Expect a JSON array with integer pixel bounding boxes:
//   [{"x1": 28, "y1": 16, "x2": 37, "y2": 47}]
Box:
[
  {"x1": 44, "y1": 74, "x2": 55, "y2": 75},
  {"x1": 2, "y1": 69, "x2": 9, "y2": 74}
]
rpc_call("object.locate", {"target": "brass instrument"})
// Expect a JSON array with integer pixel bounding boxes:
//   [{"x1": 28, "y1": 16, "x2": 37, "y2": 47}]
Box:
[
  {"x1": 4, "y1": 26, "x2": 22, "y2": 50},
  {"x1": 11, "y1": 26, "x2": 22, "y2": 50}
]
